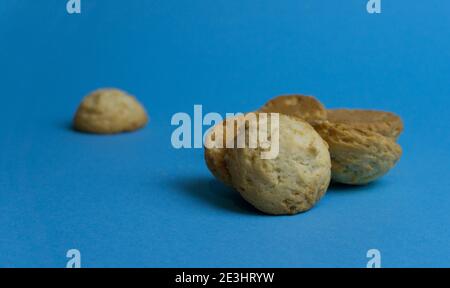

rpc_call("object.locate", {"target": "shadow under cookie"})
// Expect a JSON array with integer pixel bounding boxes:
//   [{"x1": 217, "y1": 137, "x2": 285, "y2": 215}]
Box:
[
  {"x1": 327, "y1": 179, "x2": 387, "y2": 194},
  {"x1": 170, "y1": 176, "x2": 264, "y2": 216}
]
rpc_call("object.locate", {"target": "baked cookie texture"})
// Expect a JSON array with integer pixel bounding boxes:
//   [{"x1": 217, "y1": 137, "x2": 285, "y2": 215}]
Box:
[
  {"x1": 74, "y1": 88, "x2": 148, "y2": 134},
  {"x1": 204, "y1": 93, "x2": 404, "y2": 214},
  {"x1": 259, "y1": 94, "x2": 327, "y2": 124},
  {"x1": 312, "y1": 121, "x2": 402, "y2": 185},
  {"x1": 225, "y1": 114, "x2": 331, "y2": 215},
  {"x1": 326, "y1": 109, "x2": 403, "y2": 139},
  {"x1": 204, "y1": 115, "x2": 245, "y2": 185}
]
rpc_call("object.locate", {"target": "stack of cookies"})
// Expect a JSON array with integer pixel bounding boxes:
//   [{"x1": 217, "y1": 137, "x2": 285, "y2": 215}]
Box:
[{"x1": 205, "y1": 95, "x2": 403, "y2": 215}]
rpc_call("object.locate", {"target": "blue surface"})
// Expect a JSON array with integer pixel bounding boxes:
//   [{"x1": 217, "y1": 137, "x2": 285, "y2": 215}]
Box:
[{"x1": 0, "y1": 0, "x2": 449, "y2": 268}]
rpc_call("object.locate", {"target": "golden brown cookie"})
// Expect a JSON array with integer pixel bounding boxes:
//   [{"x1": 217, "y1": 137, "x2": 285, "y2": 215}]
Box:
[
  {"x1": 312, "y1": 121, "x2": 402, "y2": 185},
  {"x1": 326, "y1": 109, "x2": 403, "y2": 139},
  {"x1": 226, "y1": 113, "x2": 331, "y2": 215},
  {"x1": 73, "y1": 88, "x2": 148, "y2": 134},
  {"x1": 259, "y1": 94, "x2": 327, "y2": 124},
  {"x1": 204, "y1": 115, "x2": 245, "y2": 185}
]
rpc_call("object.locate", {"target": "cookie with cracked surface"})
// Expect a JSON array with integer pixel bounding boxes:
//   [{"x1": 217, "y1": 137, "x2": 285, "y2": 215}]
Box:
[
  {"x1": 204, "y1": 115, "x2": 246, "y2": 185},
  {"x1": 326, "y1": 109, "x2": 403, "y2": 139},
  {"x1": 259, "y1": 94, "x2": 327, "y2": 124},
  {"x1": 226, "y1": 113, "x2": 331, "y2": 215},
  {"x1": 73, "y1": 88, "x2": 148, "y2": 134},
  {"x1": 312, "y1": 121, "x2": 402, "y2": 185}
]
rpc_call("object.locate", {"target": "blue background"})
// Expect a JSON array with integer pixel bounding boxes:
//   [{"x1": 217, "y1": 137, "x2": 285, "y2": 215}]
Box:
[{"x1": 0, "y1": 0, "x2": 449, "y2": 268}]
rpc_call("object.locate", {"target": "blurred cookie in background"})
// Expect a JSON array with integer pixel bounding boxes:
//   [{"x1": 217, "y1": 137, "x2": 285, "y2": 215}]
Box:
[{"x1": 73, "y1": 88, "x2": 148, "y2": 134}]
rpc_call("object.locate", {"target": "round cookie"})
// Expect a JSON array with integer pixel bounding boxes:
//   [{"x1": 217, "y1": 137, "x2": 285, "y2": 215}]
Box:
[
  {"x1": 226, "y1": 113, "x2": 331, "y2": 215},
  {"x1": 74, "y1": 88, "x2": 148, "y2": 134},
  {"x1": 259, "y1": 94, "x2": 327, "y2": 124},
  {"x1": 204, "y1": 115, "x2": 245, "y2": 185},
  {"x1": 312, "y1": 121, "x2": 402, "y2": 185},
  {"x1": 327, "y1": 109, "x2": 403, "y2": 139}
]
